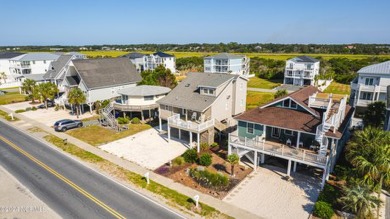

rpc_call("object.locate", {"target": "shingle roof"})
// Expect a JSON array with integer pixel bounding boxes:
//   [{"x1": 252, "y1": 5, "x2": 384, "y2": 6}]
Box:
[
  {"x1": 43, "y1": 55, "x2": 73, "y2": 80},
  {"x1": 118, "y1": 85, "x2": 171, "y2": 96},
  {"x1": 153, "y1": 51, "x2": 174, "y2": 58},
  {"x1": 234, "y1": 86, "x2": 354, "y2": 139},
  {"x1": 72, "y1": 58, "x2": 141, "y2": 89},
  {"x1": 357, "y1": 61, "x2": 390, "y2": 75},
  {"x1": 261, "y1": 86, "x2": 321, "y2": 116},
  {"x1": 205, "y1": 53, "x2": 246, "y2": 59},
  {"x1": 0, "y1": 52, "x2": 25, "y2": 59},
  {"x1": 290, "y1": 56, "x2": 319, "y2": 63},
  {"x1": 17, "y1": 74, "x2": 46, "y2": 81},
  {"x1": 10, "y1": 53, "x2": 60, "y2": 61},
  {"x1": 121, "y1": 52, "x2": 146, "y2": 59},
  {"x1": 157, "y1": 72, "x2": 236, "y2": 112}
]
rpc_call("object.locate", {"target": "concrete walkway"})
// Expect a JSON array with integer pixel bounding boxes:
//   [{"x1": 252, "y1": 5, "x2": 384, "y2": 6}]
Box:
[{"x1": 0, "y1": 105, "x2": 259, "y2": 219}]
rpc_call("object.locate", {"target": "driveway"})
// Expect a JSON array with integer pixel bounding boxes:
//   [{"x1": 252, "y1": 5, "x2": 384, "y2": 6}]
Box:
[
  {"x1": 224, "y1": 165, "x2": 321, "y2": 219},
  {"x1": 99, "y1": 126, "x2": 188, "y2": 170},
  {"x1": 2, "y1": 102, "x2": 95, "y2": 126}
]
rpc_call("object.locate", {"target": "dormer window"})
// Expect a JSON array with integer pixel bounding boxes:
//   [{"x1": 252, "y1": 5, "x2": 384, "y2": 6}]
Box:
[
  {"x1": 282, "y1": 99, "x2": 298, "y2": 109},
  {"x1": 203, "y1": 88, "x2": 215, "y2": 95}
]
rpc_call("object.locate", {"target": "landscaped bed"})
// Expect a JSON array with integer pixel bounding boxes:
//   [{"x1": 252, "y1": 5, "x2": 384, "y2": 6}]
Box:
[
  {"x1": 154, "y1": 145, "x2": 252, "y2": 199},
  {"x1": 67, "y1": 124, "x2": 151, "y2": 146}
]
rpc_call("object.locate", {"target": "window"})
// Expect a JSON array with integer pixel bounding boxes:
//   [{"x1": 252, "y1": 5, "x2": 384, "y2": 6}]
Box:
[
  {"x1": 271, "y1": 127, "x2": 280, "y2": 138},
  {"x1": 43, "y1": 60, "x2": 46, "y2": 64},
  {"x1": 203, "y1": 88, "x2": 215, "y2": 95},
  {"x1": 365, "y1": 78, "x2": 374, "y2": 85},
  {"x1": 144, "y1": 95, "x2": 154, "y2": 101},
  {"x1": 284, "y1": 130, "x2": 293, "y2": 136},
  {"x1": 32, "y1": 61, "x2": 35, "y2": 64},
  {"x1": 205, "y1": 67, "x2": 211, "y2": 71},
  {"x1": 361, "y1": 92, "x2": 372, "y2": 100},
  {"x1": 282, "y1": 99, "x2": 297, "y2": 109},
  {"x1": 247, "y1": 123, "x2": 254, "y2": 134}
]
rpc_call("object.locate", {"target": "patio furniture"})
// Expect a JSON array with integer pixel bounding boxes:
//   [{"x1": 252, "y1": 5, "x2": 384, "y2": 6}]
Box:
[
  {"x1": 191, "y1": 112, "x2": 197, "y2": 120},
  {"x1": 286, "y1": 139, "x2": 291, "y2": 147},
  {"x1": 309, "y1": 145, "x2": 319, "y2": 151},
  {"x1": 298, "y1": 141, "x2": 303, "y2": 147}
]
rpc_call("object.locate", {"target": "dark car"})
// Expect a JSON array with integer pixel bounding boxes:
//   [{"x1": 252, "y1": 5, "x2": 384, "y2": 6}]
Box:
[
  {"x1": 38, "y1": 100, "x2": 55, "y2": 109},
  {"x1": 54, "y1": 119, "x2": 83, "y2": 132}
]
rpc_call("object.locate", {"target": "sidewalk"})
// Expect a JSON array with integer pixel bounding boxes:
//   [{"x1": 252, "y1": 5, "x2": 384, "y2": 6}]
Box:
[{"x1": 0, "y1": 106, "x2": 260, "y2": 219}]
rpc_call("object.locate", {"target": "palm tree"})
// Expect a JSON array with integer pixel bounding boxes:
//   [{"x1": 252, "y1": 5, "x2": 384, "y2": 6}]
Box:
[
  {"x1": 21, "y1": 79, "x2": 37, "y2": 103},
  {"x1": 37, "y1": 82, "x2": 59, "y2": 109},
  {"x1": 67, "y1": 88, "x2": 86, "y2": 118},
  {"x1": 0, "y1": 72, "x2": 7, "y2": 84},
  {"x1": 227, "y1": 153, "x2": 239, "y2": 177},
  {"x1": 346, "y1": 127, "x2": 390, "y2": 216},
  {"x1": 338, "y1": 185, "x2": 381, "y2": 218}
]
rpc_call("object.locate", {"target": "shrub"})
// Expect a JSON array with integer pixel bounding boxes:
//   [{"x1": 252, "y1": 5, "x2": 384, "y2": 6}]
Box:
[
  {"x1": 318, "y1": 184, "x2": 340, "y2": 206},
  {"x1": 313, "y1": 201, "x2": 334, "y2": 219},
  {"x1": 117, "y1": 117, "x2": 130, "y2": 124},
  {"x1": 25, "y1": 107, "x2": 32, "y2": 111},
  {"x1": 198, "y1": 153, "x2": 212, "y2": 166},
  {"x1": 189, "y1": 168, "x2": 229, "y2": 190},
  {"x1": 15, "y1": 109, "x2": 26, "y2": 113},
  {"x1": 200, "y1": 142, "x2": 209, "y2": 152},
  {"x1": 54, "y1": 104, "x2": 60, "y2": 111},
  {"x1": 210, "y1": 142, "x2": 219, "y2": 149},
  {"x1": 131, "y1": 117, "x2": 140, "y2": 124},
  {"x1": 182, "y1": 149, "x2": 198, "y2": 163},
  {"x1": 24, "y1": 96, "x2": 30, "y2": 101},
  {"x1": 31, "y1": 106, "x2": 37, "y2": 111},
  {"x1": 172, "y1": 156, "x2": 185, "y2": 166}
]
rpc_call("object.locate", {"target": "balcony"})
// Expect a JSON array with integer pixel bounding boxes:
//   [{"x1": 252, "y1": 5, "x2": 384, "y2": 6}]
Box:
[
  {"x1": 168, "y1": 114, "x2": 214, "y2": 133},
  {"x1": 229, "y1": 134, "x2": 328, "y2": 168},
  {"x1": 113, "y1": 102, "x2": 159, "y2": 111}
]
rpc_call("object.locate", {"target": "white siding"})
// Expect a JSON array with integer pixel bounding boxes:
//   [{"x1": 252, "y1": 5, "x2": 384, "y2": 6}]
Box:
[{"x1": 87, "y1": 83, "x2": 137, "y2": 103}]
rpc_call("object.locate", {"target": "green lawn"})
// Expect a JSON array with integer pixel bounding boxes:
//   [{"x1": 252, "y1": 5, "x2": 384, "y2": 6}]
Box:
[
  {"x1": 247, "y1": 77, "x2": 281, "y2": 89},
  {"x1": 0, "y1": 91, "x2": 26, "y2": 105},
  {"x1": 67, "y1": 124, "x2": 152, "y2": 146},
  {"x1": 324, "y1": 81, "x2": 351, "y2": 95},
  {"x1": 246, "y1": 91, "x2": 275, "y2": 109}
]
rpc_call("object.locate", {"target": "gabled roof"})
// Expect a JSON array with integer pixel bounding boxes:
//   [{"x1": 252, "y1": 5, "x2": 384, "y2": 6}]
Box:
[
  {"x1": 235, "y1": 86, "x2": 354, "y2": 139},
  {"x1": 10, "y1": 53, "x2": 60, "y2": 61},
  {"x1": 43, "y1": 55, "x2": 73, "y2": 80},
  {"x1": 357, "y1": 61, "x2": 390, "y2": 75},
  {"x1": 205, "y1": 53, "x2": 246, "y2": 59},
  {"x1": 157, "y1": 72, "x2": 237, "y2": 112},
  {"x1": 121, "y1": 52, "x2": 146, "y2": 59},
  {"x1": 260, "y1": 86, "x2": 321, "y2": 117},
  {"x1": 72, "y1": 58, "x2": 141, "y2": 89},
  {"x1": 0, "y1": 52, "x2": 24, "y2": 59},
  {"x1": 289, "y1": 56, "x2": 319, "y2": 63},
  {"x1": 118, "y1": 85, "x2": 171, "y2": 97},
  {"x1": 153, "y1": 51, "x2": 174, "y2": 58}
]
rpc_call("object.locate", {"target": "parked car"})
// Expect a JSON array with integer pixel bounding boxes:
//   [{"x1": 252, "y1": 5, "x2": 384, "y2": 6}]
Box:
[
  {"x1": 38, "y1": 100, "x2": 55, "y2": 109},
  {"x1": 54, "y1": 119, "x2": 83, "y2": 132}
]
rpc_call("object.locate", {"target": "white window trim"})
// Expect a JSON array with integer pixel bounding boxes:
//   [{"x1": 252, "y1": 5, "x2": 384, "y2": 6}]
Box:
[
  {"x1": 284, "y1": 129, "x2": 294, "y2": 136},
  {"x1": 247, "y1": 123, "x2": 254, "y2": 134},
  {"x1": 271, "y1": 127, "x2": 280, "y2": 138}
]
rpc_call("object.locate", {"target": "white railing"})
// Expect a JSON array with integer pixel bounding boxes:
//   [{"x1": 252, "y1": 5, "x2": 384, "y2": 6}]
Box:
[
  {"x1": 229, "y1": 134, "x2": 328, "y2": 166},
  {"x1": 168, "y1": 113, "x2": 214, "y2": 132},
  {"x1": 113, "y1": 102, "x2": 158, "y2": 111}
]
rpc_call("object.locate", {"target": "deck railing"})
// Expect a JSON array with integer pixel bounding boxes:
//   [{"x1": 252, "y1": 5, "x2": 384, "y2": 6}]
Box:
[
  {"x1": 229, "y1": 134, "x2": 328, "y2": 166},
  {"x1": 168, "y1": 113, "x2": 214, "y2": 132},
  {"x1": 113, "y1": 102, "x2": 158, "y2": 111}
]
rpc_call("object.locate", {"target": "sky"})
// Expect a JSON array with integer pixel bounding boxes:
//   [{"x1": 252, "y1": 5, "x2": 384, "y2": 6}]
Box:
[{"x1": 1, "y1": 0, "x2": 389, "y2": 46}]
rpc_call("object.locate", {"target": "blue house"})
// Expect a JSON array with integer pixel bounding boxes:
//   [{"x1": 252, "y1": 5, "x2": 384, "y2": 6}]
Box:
[{"x1": 229, "y1": 86, "x2": 353, "y2": 187}]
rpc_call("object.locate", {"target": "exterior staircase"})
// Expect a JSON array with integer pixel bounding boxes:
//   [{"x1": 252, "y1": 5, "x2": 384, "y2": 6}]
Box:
[{"x1": 99, "y1": 105, "x2": 118, "y2": 130}]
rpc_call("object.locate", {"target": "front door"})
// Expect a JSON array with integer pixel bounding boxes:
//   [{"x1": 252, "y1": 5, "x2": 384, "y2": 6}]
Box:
[{"x1": 272, "y1": 127, "x2": 281, "y2": 138}]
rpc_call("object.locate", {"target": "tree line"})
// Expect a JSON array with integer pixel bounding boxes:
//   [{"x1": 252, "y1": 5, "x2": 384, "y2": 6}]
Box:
[{"x1": 2, "y1": 43, "x2": 390, "y2": 54}]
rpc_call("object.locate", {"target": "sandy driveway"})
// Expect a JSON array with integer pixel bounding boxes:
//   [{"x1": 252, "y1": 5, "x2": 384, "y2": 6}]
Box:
[
  {"x1": 99, "y1": 126, "x2": 188, "y2": 170},
  {"x1": 224, "y1": 165, "x2": 320, "y2": 219}
]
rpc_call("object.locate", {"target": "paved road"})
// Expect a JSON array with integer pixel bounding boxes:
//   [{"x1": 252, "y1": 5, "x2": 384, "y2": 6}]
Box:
[{"x1": 0, "y1": 120, "x2": 184, "y2": 219}]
